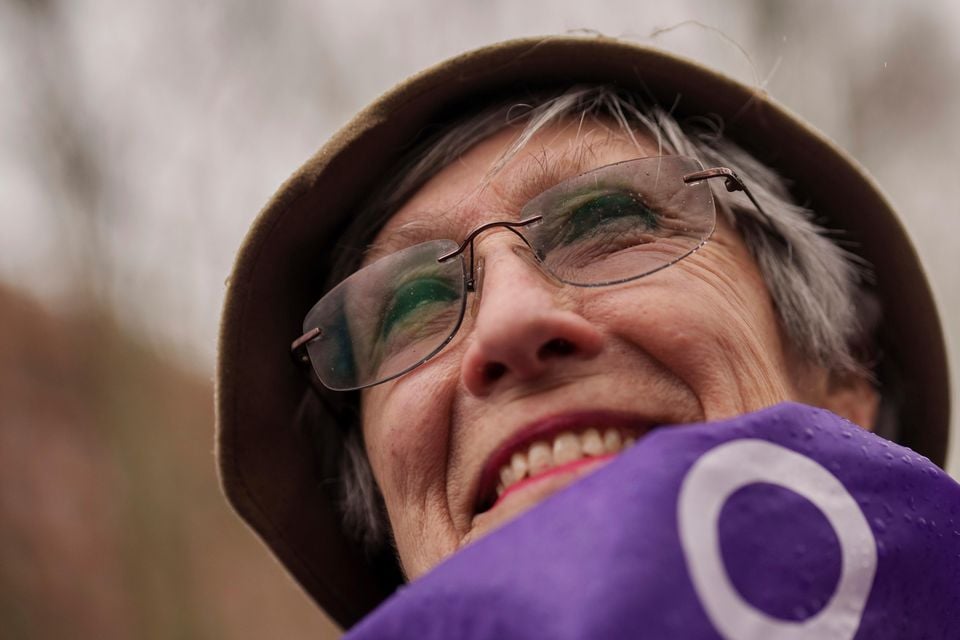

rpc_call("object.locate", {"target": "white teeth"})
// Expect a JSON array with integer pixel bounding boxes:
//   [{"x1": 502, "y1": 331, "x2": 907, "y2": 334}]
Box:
[
  {"x1": 582, "y1": 428, "x2": 604, "y2": 457},
  {"x1": 528, "y1": 441, "x2": 552, "y2": 475},
  {"x1": 492, "y1": 426, "x2": 642, "y2": 504},
  {"x1": 500, "y1": 465, "x2": 515, "y2": 488},
  {"x1": 553, "y1": 432, "x2": 582, "y2": 465},
  {"x1": 603, "y1": 428, "x2": 622, "y2": 452},
  {"x1": 511, "y1": 451, "x2": 529, "y2": 483}
]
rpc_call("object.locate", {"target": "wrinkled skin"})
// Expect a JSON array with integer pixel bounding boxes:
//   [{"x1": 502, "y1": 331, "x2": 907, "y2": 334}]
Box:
[{"x1": 360, "y1": 122, "x2": 878, "y2": 579}]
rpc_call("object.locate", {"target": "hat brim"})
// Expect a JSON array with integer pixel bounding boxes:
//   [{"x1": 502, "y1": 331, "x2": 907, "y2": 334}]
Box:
[{"x1": 216, "y1": 35, "x2": 950, "y2": 629}]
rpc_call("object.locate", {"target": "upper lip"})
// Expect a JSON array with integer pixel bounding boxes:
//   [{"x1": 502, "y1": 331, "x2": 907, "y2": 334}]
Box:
[{"x1": 472, "y1": 410, "x2": 657, "y2": 514}]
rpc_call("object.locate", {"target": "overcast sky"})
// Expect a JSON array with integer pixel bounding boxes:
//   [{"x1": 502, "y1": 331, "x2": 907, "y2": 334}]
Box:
[{"x1": 2, "y1": 0, "x2": 958, "y2": 471}]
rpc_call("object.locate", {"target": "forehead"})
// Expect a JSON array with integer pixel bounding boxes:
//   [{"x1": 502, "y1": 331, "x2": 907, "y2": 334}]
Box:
[{"x1": 366, "y1": 121, "x2": 660, "y2": 262}]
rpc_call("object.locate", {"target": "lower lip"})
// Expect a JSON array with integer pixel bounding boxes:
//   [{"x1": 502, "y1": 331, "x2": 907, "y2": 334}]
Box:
[{"x1": 491, "y1": 453, "x2": 617, "y2": 510}]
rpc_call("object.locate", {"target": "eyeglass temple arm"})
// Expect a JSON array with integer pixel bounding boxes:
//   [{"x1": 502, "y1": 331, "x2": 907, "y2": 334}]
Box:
[
  {"x1": 291, "y1": 327, "x2": 321, "y2": 363},
  {"x1": 683, "y1": 167, "x2": 783, "y2": 240},
  {"x1": 290, "y1": 327, "x2": 355, "y2": 419}
]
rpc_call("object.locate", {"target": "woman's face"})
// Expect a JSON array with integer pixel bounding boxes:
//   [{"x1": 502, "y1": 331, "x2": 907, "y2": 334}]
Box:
[{"x1": 360, "y1": 122, "x2": 859, "y2": 579}]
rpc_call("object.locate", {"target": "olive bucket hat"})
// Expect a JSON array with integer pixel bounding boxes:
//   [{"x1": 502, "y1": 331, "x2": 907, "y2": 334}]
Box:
[{"x1": 216, "y1": 34, "x2": 950, "y2": 629}]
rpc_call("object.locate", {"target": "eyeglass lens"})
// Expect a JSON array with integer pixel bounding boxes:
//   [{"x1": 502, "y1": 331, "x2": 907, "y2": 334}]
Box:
[{"x1": 304, "y1": 155, "x2": 715, "y2": 390}]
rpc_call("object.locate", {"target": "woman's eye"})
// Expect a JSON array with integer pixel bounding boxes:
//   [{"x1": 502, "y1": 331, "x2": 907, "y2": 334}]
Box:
[
  {"x1": 562, "y1": 191, "x2": 659, "y2": 243},
  {"x1": 380, "y1": 277, "x2": 459, "y2": 339}
]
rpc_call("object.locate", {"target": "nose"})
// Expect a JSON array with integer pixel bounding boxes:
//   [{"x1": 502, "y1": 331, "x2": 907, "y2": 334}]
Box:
[{"x1": 460, "y1": 242, "x2": 604, "y2": 397}]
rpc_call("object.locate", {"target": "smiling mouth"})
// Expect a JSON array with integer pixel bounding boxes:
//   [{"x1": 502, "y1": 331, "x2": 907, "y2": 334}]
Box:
[{"x1": 474, "y1": 415, "x2": 652, "y2": 515}]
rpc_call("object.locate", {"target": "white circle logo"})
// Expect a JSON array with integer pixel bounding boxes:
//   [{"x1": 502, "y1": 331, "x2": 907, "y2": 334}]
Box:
[{"x1": 677, "y1": 439, "x2": 877, "y2": 640}]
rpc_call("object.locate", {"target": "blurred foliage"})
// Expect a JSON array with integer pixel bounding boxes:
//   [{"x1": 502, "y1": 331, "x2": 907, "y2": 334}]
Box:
[{"x1": 0, "y1": 284, "x2": 340, "y2": 639}]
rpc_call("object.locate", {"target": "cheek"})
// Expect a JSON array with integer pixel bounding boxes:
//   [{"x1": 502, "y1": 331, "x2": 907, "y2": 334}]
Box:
[
  {"x1": 361, "y1": 355, "x2": 462, "y2": 523},
  {"x1": 363, "y1": 375, "x2": 451, "y2": 502},
  {"x1": 590, "y1": 251, "x2": 792, "y2": 414}
]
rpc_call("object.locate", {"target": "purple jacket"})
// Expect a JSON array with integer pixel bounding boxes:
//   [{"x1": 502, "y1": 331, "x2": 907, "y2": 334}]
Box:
[{"x1": 346, "y1": 403, "x2": 960, "y2": 639}]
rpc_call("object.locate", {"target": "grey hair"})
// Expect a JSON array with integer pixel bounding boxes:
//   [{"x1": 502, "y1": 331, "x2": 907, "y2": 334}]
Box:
[{"x1": 336, "y1": 86, "x2": 872, "y2": 553}]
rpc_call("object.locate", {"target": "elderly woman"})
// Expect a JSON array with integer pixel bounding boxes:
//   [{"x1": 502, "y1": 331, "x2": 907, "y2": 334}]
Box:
[{"x1": 217, "y1": 36, "x2": 954, "y2": 637}]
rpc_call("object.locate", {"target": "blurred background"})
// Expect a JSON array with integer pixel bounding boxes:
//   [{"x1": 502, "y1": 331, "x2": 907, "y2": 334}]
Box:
[{"x1": 1, "y1": 0, "x2": 957, "y2": 637}]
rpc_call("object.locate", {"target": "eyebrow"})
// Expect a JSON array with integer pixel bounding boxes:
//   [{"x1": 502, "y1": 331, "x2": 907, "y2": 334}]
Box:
[
  {"x1": 365, "y1": 218, "x2": 450, "y2": 262},
  {"x1": 493, "y1": 145, "x2": 601, "y2": 210},
  {"x1": 364, "y1": 139, "x2": 637, "y2": 262}
]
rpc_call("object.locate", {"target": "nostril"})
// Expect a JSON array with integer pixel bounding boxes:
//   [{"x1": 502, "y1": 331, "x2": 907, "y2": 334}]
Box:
[
  {"x1": 461, "y1": 309, "x2": 604, "y2": 395},
  {"x1": 537, "y1": 337, "x2": 575, "y2": 359},
  {"x1": 483, "y1": 362, "x2": 507, "y2": 382}
]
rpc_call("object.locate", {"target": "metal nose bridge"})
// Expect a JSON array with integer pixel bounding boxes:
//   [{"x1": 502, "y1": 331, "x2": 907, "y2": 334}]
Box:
[{"x1": 437, "y1": 216, "x2": 543, "y2": 292}]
